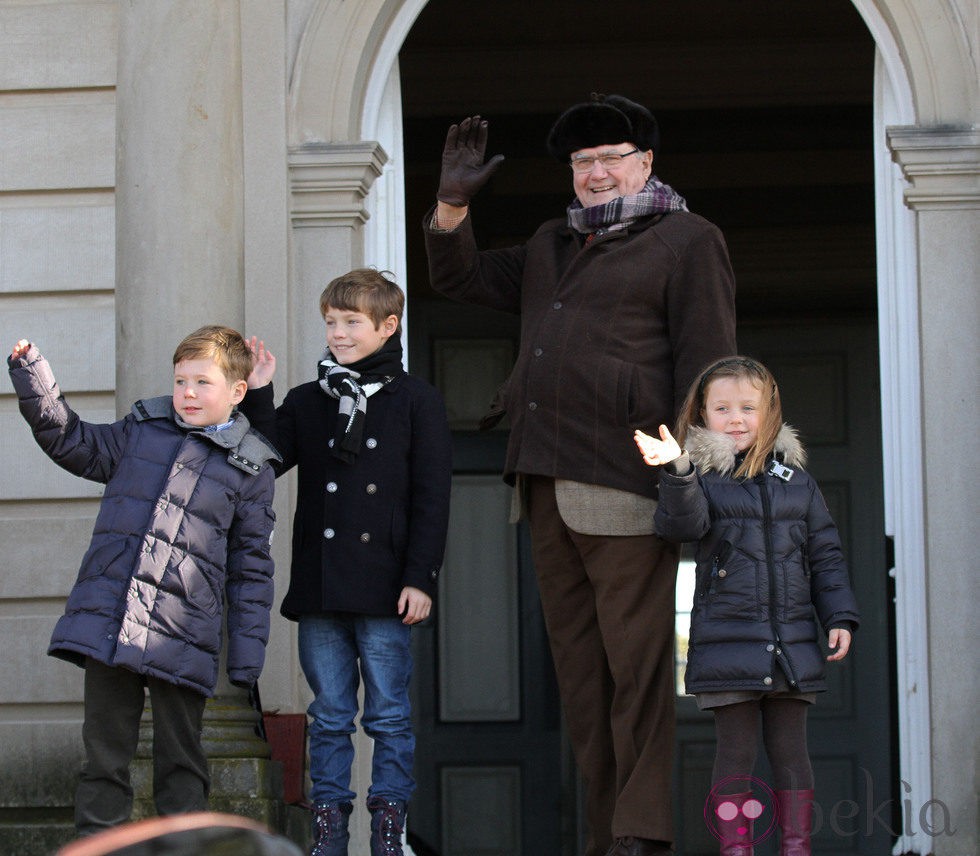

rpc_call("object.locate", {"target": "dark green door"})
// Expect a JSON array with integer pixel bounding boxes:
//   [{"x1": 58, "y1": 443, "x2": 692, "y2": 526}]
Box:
[{"x1": 407, "y1": 302, "x2": 565, "y2": 855}]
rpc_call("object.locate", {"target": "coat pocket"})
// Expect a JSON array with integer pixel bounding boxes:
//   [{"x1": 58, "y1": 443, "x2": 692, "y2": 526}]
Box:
[
  {"x1": 702, "y1": 551, "x2": 761, "y2": 621},
  {"x1": 175, "y1": 554, "x2": 221, "y2": 616},
  {"x1": 597, "y1": 356, "x2": 637, "y2": 428},
  {"x1": 77, "y1": 538, "x2": 131, "y2": 583}
]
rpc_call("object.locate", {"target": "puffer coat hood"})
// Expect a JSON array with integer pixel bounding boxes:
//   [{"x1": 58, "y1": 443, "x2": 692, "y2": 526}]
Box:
[
  {"x1": 654, "y1": 425, "x2": 859, "y2": 695},
  {"x1": 9, "y1": 347, "x2": 279, "y2": 696}
]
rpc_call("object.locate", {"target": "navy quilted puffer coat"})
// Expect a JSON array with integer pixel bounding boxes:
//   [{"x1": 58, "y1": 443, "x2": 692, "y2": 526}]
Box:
[
  {"x1": 654, "y1": 425, "x2": 860, "y2": 694},
  {"x1": 8, "y1": 347, "x2": 278, "y2": 697}
]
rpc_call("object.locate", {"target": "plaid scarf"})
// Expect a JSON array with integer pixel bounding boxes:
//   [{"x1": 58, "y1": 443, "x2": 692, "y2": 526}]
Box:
[
  {"x1": 317, "y1": 336, "x2": 403, "y2": 463},
  {"x1": 566, "y1": 175, "x2": 688, "y2": 237}
]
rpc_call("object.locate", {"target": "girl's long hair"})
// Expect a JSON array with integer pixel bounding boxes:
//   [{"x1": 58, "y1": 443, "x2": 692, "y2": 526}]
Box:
[{"x1": 675, "y1": 356, "x2": 783, "y2": 479}]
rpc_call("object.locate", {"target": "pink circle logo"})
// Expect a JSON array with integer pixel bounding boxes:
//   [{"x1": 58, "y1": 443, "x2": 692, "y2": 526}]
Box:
[{"x1": 704, "y1": 776, "x2": 779, "y2": 846}]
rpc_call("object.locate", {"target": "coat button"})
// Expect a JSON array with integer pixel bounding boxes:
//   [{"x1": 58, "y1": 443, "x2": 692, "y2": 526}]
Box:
[
  {"x1": 763, "y1": 676, "x2": 773, "y2": 686},
  {"x1": 717, "y1": 569, "x2": 727, "y2": 578},
  {"x1": 176, "y1": 463, "x2": 184, "y2": 470},
  {"x1": 366, "y1": 484, "x2": 377, "y2": 494},
  {"x1": 360, "y1": 532, "x2": 371, "y2": 543},
  {"x1": 328, "y1": 439, "x2": 335, "y2": 448},
  {"x1": 766, "y1": 643, "x2": 775, "y2": 652},
  {"x1": 430, "y1": 569, "x2": 438, "y2": 580},
  {"x1": 365, "y1": 438, "x2": 378, "y2": 449},
  {"x1": 326, "y1": 482, "x2": 338, "y2": 493},
  {"x1": 529, "y1": 402, "x2": 537, "y2": 411},
  {"x1": 553, "y1": 301, "x2": 562, "y2": 310},
  {"x1": 533, "y1": 347, "x2": 543, "y2": 357},
  {"x1": 323, "y1": 528, "x2": 335, "y2": 539}
]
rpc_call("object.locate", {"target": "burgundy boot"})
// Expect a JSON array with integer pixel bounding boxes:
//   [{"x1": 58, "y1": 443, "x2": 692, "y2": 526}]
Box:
[
  {"x1": 776, "y1": 790, "x2": 813, "y2": 856},
  {"x1": 367, "y1": 796, "x2": 406, "y2": 856},
  {"x1": 709, "y1": 791, "x2": 755, "y2": 856},
  {"x1": 310, "y1": 801, "x2": 352, "y2": 856}
]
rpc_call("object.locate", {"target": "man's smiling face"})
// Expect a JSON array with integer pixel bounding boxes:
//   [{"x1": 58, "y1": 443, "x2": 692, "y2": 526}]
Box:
[{"x1": 571, "y1": 143, "x2": 653, "y2": 208}]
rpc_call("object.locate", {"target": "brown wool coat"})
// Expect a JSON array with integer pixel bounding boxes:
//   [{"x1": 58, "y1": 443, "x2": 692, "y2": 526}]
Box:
[{"x1": 424, "y1": 208, "x2": 737, "y2": 499}]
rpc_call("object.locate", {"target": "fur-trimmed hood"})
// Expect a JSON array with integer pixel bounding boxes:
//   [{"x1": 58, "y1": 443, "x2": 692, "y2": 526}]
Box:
[{"x1": 685, "y1": 423, "x2": 806, "y2": 475}]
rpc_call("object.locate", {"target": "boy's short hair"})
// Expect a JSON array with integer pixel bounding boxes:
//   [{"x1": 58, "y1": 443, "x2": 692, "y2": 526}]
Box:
[
  {"x1": 172, "y1": 325, "x2": 253, "y2": 383},
  {"x1": 319, "y1": 268, "x2": 405, "y2": 328}
]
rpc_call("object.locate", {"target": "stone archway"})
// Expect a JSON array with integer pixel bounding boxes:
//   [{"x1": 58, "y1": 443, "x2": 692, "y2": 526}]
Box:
[{"x1": 287, "y1": 2, "x2": 980, "y2": 853}]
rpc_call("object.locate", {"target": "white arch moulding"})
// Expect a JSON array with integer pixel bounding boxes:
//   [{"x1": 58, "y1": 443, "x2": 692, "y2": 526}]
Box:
[{"x1": 291, "y1": 4, "x2": 947, "y2": 854}]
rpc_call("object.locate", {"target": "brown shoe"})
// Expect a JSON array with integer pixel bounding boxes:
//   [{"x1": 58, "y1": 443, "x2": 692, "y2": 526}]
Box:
[{"x1": 603, "y1": 837, "x2": 673, "y2": 856}]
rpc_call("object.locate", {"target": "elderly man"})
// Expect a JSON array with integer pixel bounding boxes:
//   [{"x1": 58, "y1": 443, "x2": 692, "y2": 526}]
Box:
[{"x1": 423, "y1": 94, "x2": 737, "y2": 856}]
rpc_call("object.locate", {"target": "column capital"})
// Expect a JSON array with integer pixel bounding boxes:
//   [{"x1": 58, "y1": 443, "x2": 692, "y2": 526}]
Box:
[
  {"x1": 887, "y1": 125, "x2": 980, "y2": 210},
  {"x1": 288, "y1": 141, "x2": 389, "y2": 228}
]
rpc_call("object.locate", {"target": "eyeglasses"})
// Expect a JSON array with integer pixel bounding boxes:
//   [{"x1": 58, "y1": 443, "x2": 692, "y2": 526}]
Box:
[{"x1": 569, "y1": 148, "x2": 639, "y2": 173}]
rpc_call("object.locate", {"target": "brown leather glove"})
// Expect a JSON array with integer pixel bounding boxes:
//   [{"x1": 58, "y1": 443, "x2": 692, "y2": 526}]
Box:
[{"x1": 437, "y1": 116, "x2": 505, "y2": 206}]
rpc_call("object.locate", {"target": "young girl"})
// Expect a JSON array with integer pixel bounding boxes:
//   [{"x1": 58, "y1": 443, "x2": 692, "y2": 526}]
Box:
[{"x1": 634, "y1": 356, "x2": 859, "y2": 856}]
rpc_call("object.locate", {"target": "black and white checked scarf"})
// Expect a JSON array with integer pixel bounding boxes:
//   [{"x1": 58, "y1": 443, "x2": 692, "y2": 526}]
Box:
[
  {"x1": 317, "y1": 336, "x2": 403, "y2": 463},
  {"x1": 566, "y1": 175, "x2": 688, "y2": 238}
]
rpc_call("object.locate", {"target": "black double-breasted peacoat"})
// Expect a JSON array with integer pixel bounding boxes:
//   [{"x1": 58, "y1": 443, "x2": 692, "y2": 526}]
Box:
[{"x1": 242, "y1": 375, "x2": 452, "y2": 619}]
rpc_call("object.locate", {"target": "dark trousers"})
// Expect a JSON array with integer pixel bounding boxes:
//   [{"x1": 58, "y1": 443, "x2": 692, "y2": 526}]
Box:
[
  {"x1": 75, "y1": 658, "x2": 209, "y2": 835},
  {"x1": 527, "y1": 477, "x2": 678, "y2": 854}
]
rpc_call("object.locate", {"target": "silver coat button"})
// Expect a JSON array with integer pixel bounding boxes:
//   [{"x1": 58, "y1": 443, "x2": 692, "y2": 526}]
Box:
[
  {"x1": 365, "y1": 438, "x2": 378, "y2": 449},
  {"x1": 326, "y1": 482, "x2": 338, "y2": 493},
  {"x1": 763, "y1": 676, "x2": 773, "y2": 686},
  {"x1": 360, "y1": 532, "x2": 371, "y2": 543},
  {"x1": 323, "y1": 528, "x2": 335, "y2": 539},
  {"x1": 328, "y1": 438, "x2": 335, "y2": 447},
  {"x1": 366, "y1": 484, "x2": 377, "y2": 494},
  {"x1": 766, "y1": 644, "x2": 775, "y2": 652}
]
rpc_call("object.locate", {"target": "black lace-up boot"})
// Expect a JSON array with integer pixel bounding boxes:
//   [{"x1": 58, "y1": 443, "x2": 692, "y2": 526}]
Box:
[
  {"x1": 310, "y1": 800, "x2": 353, "y2": 856},
  {"x1": 367, "y1": 796, "x2": 407, "y2": 856}
]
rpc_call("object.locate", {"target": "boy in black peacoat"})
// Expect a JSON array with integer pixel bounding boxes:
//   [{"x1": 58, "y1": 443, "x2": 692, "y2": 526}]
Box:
[{"x1": 241, "y1": 269, "x2": 452, "y2": 855}]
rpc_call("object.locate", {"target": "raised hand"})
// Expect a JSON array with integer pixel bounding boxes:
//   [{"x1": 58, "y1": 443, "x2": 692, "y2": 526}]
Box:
[
  {"x1": 634, "y1": 424, "x2": 682, "y2": 467},
  {"x1": 10, "y1": 339, "x2": 31, "y2": 360},
  {"x1": 437, "y1": 116, "x2": 505, "y2": 207},
  {"x1": 246, "y1": 337, "x2": 276, "y2": 389}
]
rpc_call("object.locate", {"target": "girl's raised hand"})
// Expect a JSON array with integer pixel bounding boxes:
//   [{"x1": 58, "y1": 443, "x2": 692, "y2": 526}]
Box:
[
  {"x1": 634, "y1": 424, "x2": 682, "y2": 467},
  {"x1": 246, "y1": 337, "x2": 276, "y2": 389},
  {"x1": 10, "y1": 339, "x2": 31, "y2": 360}
]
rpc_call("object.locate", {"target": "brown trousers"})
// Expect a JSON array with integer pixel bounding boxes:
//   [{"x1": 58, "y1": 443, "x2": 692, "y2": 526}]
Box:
[{"x1": 527, "y1": 477, "x2": 678, "y2": 853}]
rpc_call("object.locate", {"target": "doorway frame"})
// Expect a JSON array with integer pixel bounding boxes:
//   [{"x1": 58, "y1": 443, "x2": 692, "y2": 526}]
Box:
[{"x1": 287, "y1": 2, "x2": 940, "y2": 852}]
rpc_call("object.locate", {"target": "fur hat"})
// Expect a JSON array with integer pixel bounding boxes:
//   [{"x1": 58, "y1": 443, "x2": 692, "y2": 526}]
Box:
[{"x1": 546, "y1": 93, "x2": 660, "y2": 162}]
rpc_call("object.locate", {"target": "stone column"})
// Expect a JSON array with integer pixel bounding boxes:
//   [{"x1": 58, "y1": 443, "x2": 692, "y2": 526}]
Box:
[
  {"x1": 286, "y1": 143, "x2": 388, "y2": 379},
  {"x1": 889, "y1": 125, "x2": 980, "y2": 855},
  {"x1": 115, "y1": 0, "x2": 245, "y2": 409},
  {"x1": 115, "y1": 0, "x2": 283, "y2": 830}
]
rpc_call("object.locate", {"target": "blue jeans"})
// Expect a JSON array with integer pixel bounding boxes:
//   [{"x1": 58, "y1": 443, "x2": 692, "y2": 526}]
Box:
[{"x1": 299, "y1": 613, "x2": 415, "y2": 804}]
